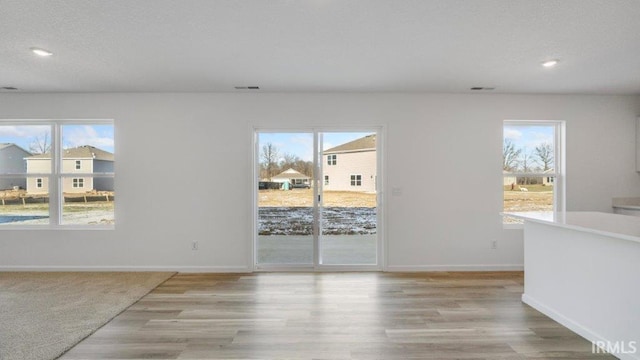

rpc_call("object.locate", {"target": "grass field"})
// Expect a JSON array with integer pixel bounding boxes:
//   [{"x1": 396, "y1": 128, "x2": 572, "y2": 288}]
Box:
[
  {"x1": 259, "y1": 187, "x2": 552, "y2": 212},
  {"x1": 259, "y1": 189, "x2": 376, "y2": 207},
  {"x1": 503, "y1": 184, "x2": 554, "y2": 212},
  {"x1": 0, "y1": 201, "x2": 114, "y2": 225},
  {"x1": 260, "y1": 185, "x2": 553, "y2": 227}
]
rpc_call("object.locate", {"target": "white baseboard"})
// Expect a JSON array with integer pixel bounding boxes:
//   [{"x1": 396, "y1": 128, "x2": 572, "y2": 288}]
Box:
[
  {"x1": 0, "y1": 266, "x2": 252, "y2": 273},
  {"x1": 385, "y1": 264, "x2": 524, "y2": 272},
  {"x1": 0, "y1": 265, "x2": 524, "y2": 273},
  {"x1": 522, "y1": 294, "x2": 639, "y2": 360}
]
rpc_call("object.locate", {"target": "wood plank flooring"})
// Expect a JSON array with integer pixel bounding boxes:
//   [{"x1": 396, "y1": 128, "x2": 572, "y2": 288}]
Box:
[{"x1": 60, "y1": 272, "x2": 613, "y2": 359}]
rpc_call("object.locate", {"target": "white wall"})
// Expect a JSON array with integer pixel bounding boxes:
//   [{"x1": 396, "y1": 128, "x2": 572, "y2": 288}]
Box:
[{"x1": 0, "y1": 93, "x2": 638, "y2": 271}]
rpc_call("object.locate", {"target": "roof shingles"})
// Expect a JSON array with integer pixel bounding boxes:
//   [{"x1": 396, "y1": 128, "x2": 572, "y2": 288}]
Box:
[
  {"x1": 27, "y1": 145, "x2": 114, "y2": 161},
  {"x1": 323, "y1": 134, "x2": 376, "y2": 154}
]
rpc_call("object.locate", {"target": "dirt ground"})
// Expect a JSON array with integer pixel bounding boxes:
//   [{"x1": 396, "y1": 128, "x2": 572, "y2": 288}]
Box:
[{"x1": 258, "y1": 189, "x2": 376, "y2": 207}]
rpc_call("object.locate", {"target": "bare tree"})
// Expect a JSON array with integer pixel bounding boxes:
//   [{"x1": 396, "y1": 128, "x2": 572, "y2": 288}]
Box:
[
  {"x1": 534, "y1": 142, "x2": 554, "y2": 171},
  {"x1": 261, "y1": 143, "x2": 279, "y2": 181},
  {"x1": 294, "y1": 159, "x2": 313, "y2": 178},
  {"x1": 520, "y1": 148, "x2": 535, "y2": 185},
  {"x1": 278, "y1": 153, "x2": 313, "y2": 178},
  {"x1": 279, "y1": 152, "x2": 298, "y2": 171},
  {"x1": 502, "y1": 139, "x2": 521, "y2": 171},
  {"x1": 29, "y1": 131, "x2": 51, "y2": 154}
]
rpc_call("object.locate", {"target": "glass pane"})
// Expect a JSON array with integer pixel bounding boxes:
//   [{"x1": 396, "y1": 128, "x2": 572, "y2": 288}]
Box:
[
  {"x1": 503, "y1": 177, "x2": 555, "y2": 224},
  {"x1": 0, "y1": 176, "x2": 49, "y2": 225},
  {"x1": 503, "y1": 125, "x2": 554, "y2": 175},
  {"x1": 0, "y1": 125, "x2": 52, "y2": 174},
  {"x1": 62, "y1": 177, "x2": 114, "y2": 225},
  {"x1": 503, "y1": 124, "x2": 556, "y2": 224},
  {"x1": 61, "y1": 124, "x2": 114, "y2": 174},
  {"x1": 257, "y1": 132, "x2": 314, "y2": 265},
  {"x1": 320, "y1": 132, "x2": 377, "y2": 265}
]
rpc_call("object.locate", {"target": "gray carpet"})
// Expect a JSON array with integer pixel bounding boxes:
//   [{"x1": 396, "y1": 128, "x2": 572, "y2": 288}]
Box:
[{"x1": 0, "y1": 272, "x2": 175, "y2": 360}]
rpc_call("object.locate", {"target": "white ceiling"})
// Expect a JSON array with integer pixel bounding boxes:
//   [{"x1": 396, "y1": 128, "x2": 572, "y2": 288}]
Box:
[{"x1": 2, "y1": 0, "x2": 640, "y2": 94}]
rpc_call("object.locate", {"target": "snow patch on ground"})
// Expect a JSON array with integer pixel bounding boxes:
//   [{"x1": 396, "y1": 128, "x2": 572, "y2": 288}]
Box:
[{"x1": 259, "y1": 207, "x2": 376, "y2": 235}]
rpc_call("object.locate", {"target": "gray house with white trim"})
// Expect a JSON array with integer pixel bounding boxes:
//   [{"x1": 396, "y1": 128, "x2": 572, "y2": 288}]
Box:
[{"x1": 0, "y1": 143, "x2": 32, "y2": 190}]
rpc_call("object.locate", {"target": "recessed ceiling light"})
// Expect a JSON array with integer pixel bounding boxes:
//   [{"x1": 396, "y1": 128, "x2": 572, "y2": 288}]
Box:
[
  {"x1": 30, "y1": 47, "x2": 53, "y2": 57},
  {"x1": 542, "y1": 59, "x2": 559, "y2": 68},
  {"x1": 470, "y1": 87, "x2": 495, "y2": 91},
  {"x1": 234, "y1": 86, "x2": 260, "y2": 90}
]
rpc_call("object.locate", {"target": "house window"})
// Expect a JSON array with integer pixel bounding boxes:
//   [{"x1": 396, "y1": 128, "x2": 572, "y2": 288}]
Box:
[
  {"x1": 350, "y1": 174, "x2": 362, "y2": 186},
  {"x1": 0, "y1": 120, "x2": 114, "y2": 228},
  {"x1": 327, "y1": 154, "x2": 336, "y2": 165},
  {"x1": 503, "y1": 120, "x2": 564, "y2": 225},
  {"x1": 324, "y1": 175, "x2": 329, "y2": 185}
]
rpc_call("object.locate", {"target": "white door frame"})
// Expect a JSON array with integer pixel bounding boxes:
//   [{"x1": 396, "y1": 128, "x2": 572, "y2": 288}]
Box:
[{"x1": 250, "y1": 126, "x2": 386, "y2": 272}]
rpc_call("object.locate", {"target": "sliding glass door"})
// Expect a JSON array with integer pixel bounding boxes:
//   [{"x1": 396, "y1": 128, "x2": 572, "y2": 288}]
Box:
[
  {"x1": 254, "y1": 129, "x2": 381, "y2": 270},
  {"x1": 319, "y1": 132, "x2": 378, "y2": 265},
  {"x1": 256, "y1": 132, "x2": 314, "y2": 266}
]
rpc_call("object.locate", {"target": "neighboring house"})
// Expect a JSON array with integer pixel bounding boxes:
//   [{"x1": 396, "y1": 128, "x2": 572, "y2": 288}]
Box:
[
  {"x1": 0, "y1": 143, "x2": 32, "y2": 190},
  {"x1": 503, "y1": 171, "x2": 517, "y2": 187},
  {"x1": 516, "y1": 169, "x2": 555, "y2": 186},
  {"x1": 541, "y1": 168, "x2": 555, "y2": 186},
  {"x1": 323, "y1": 134, "x2": 376, "y2": 192},
  {"x1": 26, "y1": 145, "x2": 114, "y2": 194},
  {"x1": 271, "y1": 168, "x2": 311, "y2": 188}
]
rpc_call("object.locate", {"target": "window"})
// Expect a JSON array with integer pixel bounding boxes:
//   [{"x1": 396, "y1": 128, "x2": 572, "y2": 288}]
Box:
[
  {"x1": 327, "y1": 154, "x2": 336, "y2": 165},
  {"x1": 72, "y1": 178, "x2": 84, "y2": 188},
  {"x1": 324, "y1": 175, "x2": 329, "y2": 185},
  {"x1": 503, "y1": 120, "x2": 564, "y2": 225},
  {"x1": 350, "y1": 174, "x2": 362, "y2": 186},
  {"x1": 0, "y1": 120, "x2": 114, "y2": 228}
]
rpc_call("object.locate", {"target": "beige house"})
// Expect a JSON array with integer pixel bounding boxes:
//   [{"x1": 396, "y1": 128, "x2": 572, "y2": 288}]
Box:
[
  {"x1": 516, "y1": 169, "x2": 555, "y2": 186},
  {"x1": 0, "y1": 143, "x2": 32, "y2": 190},
  {"x1": 323, "y1": 134, "x2": 376, "y2": 192},
  {"x1": 26, "y1": 145, "x2": 114, "y2": 194},
  {"x1": 271, "y1": 168, "x2": 311, "y2": 188},
  {"x1": 503, "y1": 171, "x2": 517, "y2": 186}
]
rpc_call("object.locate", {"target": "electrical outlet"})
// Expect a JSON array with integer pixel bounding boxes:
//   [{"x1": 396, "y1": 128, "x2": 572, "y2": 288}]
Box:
[
  {"x1": 491, "y1": 240, "x2": 498, "y2": 249},
  {"x1": 192, "y1": 240, "x2": 198, "y2": 250}
]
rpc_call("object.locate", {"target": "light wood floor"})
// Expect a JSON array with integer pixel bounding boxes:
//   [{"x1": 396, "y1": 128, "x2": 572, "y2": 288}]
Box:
[{"x1": 61, "y1": 272, "x2": 613, "y2": 359}]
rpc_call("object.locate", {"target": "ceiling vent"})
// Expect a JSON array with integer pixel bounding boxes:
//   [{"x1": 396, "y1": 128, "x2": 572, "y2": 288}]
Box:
[
  {"x1": 234, "y1": 86, "x2": 260, "y2": 90},
  {"x1": 1, "y1": 87, "x2": 18, "y2": 90},
  {"x1": 470, "y1": 87, "x2": 495, "y2": 91}
]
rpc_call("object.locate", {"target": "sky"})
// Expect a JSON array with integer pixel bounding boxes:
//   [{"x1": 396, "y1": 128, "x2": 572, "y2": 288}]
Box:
[
  {"x1": 0, "y1": 124, "x2": 114, "y2": 154},
  {"x1": 503, "y1": 125, "x2": 554, "y2": 151},
  {"x1": 258, "y1": 132, "x2": 373, "y2": 162}
]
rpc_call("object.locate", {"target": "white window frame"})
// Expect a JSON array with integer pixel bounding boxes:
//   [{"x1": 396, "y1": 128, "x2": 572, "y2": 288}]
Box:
[
  {"x1": 324, "y1": 175, "x2": 329, "y2": 185},
  {"x1": 0, "y1": 119, "x2": 114, "y2": 230},
  {"x1": 327, "y1": 154, "x2": 336, "y2": 165},
  {"x1": 75, "y1": 160, "x2": 81, "y2": 170},
  {"x1": 502, "y1": 120, "x2": 565, "y2": 229},
  {"x1": 36, "y1": 178, "x2": 43, "y2": 188}
]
